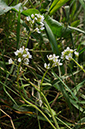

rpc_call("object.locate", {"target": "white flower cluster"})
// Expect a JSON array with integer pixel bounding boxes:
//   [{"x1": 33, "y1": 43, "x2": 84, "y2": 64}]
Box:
[
  {"x1": 26, "y1": 14, "x2": 44, "y2": 33},
  {"x1": 44, "y1": 47, "x2": 79, "y2": 69},
  {"x1": 8, "y1": 46, "x2": 32, "y2": 65},
  {"x1": 44, "y1": 54, "x2": 62, "y2": 69},
  {"x1": 61, "y1": 47, "x2": 79, "y2": 61}
]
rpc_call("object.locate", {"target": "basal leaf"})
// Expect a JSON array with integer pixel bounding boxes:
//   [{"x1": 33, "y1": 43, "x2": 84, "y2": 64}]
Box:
[
  {"x1": 44, "y1": 21, "x2": 60, "y2": 55},
  {"x1": 45, "y1": 16, "x2": 71, "y2": 38},
  {"x1": 0, "y1": 0, "x2": 22, "y2": 15},
  {"x1": 21, "y1": 9, "x2": 39, "y2": 16}
]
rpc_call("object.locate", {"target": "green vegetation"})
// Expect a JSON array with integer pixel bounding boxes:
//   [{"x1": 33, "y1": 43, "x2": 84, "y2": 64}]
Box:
[{"x1": 0, "y1": 0, "x2": 85, "y2": 129}]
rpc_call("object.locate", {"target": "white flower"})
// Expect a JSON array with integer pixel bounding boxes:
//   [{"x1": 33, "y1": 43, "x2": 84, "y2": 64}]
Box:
[
  {"x1": 34, "y1": 17, "x2": 37, "y2": 20},
  {"x1": 52, "y1": 58, "x2": 62, "y2": 67},
  {"x1": 8, "y1": 58, "x2": 13, "y2": 64},
  {"x1": 25, "y1": 48, "x2": 29, "y2": 51},
  {"x1": 26, "y1": 52, "x2": 32, "y2": 58},
  {"x1": 19, "y1": 48, "x2": 24, "y2": 54},
  {"x1": 26, "y1": 16, "x2": 31, "y2": 21},
  {"x1": 39, "y1": 15, "x2": 44, "y2": 22},
  {"x1": 23, "y1": 54, "x2": 27, "y2": 58},
  {"x1": 14, "y1": 50, "x2": 19, "y2": 56},
  {"x1": 40, "y1": 22, "x2": 44, "y2": 26},
  {"x1": 40, "y1": 27, "x2": 45, "y2": 30},
  {"x1": 44, "y1": 63, "x2": 50, "y2": 69},
  {"x1": 32, "y1": 20, "x2": 35, "y2": 24},
  {"x1": 18, "y1": 58, "x2": 21, "y2": 62},
  {"x1": 14, "y1": 46, "x2": 24, "y2": 56},
  {"x1": 74, "y1": 51, "x2": 79, "y2": 57},
  {"x1": 45, "y1": 54, "x2": 62, "y2": 68},
  {"x1": 47, "y1": 54, "x2": 59, "y2": 61},
  {"x1": 61, "y1": 47, "x2": 74, "y2": 61},
  {"x1": 31, "y1": 14, "x2": 34, "y2": 18},
  {"x1": 35, "y1": 14, "x2": 39, "y2": 18},
  {"x1": 26, "y1": 14, "x2": 44, "y2": 34},
  {"x1": 65, "y1": 53, "x2": 72, "y2": 60},
  {"x1": 14, "y1": 46, "x2": 32, "y2": 65},
  {"x1": 47, "y1": 54, "x2": 53, "y2": 60},
  {"x1": 24, "y1": 58, "x2": 29, "y2": 65},
  {"x1": 35, "y1": 28, "x2": 41, "y2": 33}
]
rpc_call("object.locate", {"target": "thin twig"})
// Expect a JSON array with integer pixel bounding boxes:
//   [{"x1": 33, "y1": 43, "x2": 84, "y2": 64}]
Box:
[
  {"x1": 0, "y1": 108, "x2": 16, "y2": 129},
  {"x1": 51, "y1": 93, "x2": 59, "y2": 107}
]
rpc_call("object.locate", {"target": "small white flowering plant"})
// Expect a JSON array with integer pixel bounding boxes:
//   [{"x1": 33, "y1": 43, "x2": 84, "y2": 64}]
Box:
[
  {"x1": 8, "y1": 46, "x2": 32, "y2": 65},
  {"x1": 61, "y1": 47, "x2": 79, "y2": 61},
  {"x1": 44, "y1": 54, "x2": 62, "y2": 69},
  {"x1": 26, "y1": 13, "x2": 45, "y2": 33},
  {"x1": 60, "y1": 47, "x2": 85, "y2": 73}
]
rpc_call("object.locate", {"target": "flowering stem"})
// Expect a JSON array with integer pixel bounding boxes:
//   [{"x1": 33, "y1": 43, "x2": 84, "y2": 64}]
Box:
[
  {"x1": 26, "y1": 31, "x2": 31, "y2": 48},
  {"x1": 24, "y1": 71, "x2": 60, "y2": 128},
  {"x1": 21, "y1": 95, "x2": 57, "y2": 129},
  {"x1": 17, "y1": 62, "x2": 21, "y2": 82},
  {"x1": 40, "y1": 69, "x2": 48, "y2": 87},
  {"x1": 17, "y1": 62, "x2": 21, "y2": 89},
  {"x1": 72, "y1": 58, "x2": 85, "y2": 73},
  {"x1": 39, "y1": 69, "x2": 60, "y2": 128},
  {"x1": 28, "y1": 80, "x2": 60, "y2": 129},
  {"x1": 41, "y1": 92, "x2": 60, "y2": 129}
]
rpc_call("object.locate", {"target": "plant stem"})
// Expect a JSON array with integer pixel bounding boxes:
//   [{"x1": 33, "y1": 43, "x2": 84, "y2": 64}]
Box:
[
  {"x1": 40, "y1": 92, "x2": 60, "y2": 129},
  {"x1": 40, "y1": 69, "x2": 48, "y2": 87},
  {"x1": 40, "y1": 70, "x2": 60, "y2": 128},
  {"x1": 21, "y1": 95, "x2": 57, "y2": 129},
  {"x1": 24, "y1": 73, "x2": 60, "y2": 128},
  {"x1": 26, "y1": 31, "x2": 31, "y2": 48},
  {"x1": 72, "y1": 58, "x2": 85, "y2": 73},
  {"x1": 58, "y1": 65, "x2": 61, "y2": 77},
  {"x1": 28, "y1": 81, "x2": 60, "y2": 128}
]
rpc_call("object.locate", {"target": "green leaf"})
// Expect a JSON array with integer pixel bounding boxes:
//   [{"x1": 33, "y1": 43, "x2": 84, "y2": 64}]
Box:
[
  {"x1": 71, "y1": 20, "x2": 80, "y2": 27},
  {"x1": 44, "y1": 21, "x2": 60, "y2": 55},
  {"x1": 21, "y1": 9, "x2": 39, "y2": 16},
  {"x1": 52, "y1": 71, "x2": 78, "y2": 101},
  {"x1": 49, "y1": 0, "x2": 59, "y2": 11},
  {"x1": 49, "y1": 0, "x2": 70, "y2": 16},
  {"x1": 73, "y1": 80, "x2": 85, "y2": 95},
  {"x1": 0, "y1": 0, "x2": 22, "y2": 15},
  {"x1": 0, "y1": 81, "x2": 18, "y2": 105},
  {"x1": 56, "y1": 83, "x2": 72, "y2": 110},
  {"x1": 79, "y1": 0, "x2": 85, "y2": 9},
  {"x1": 70, "y1": 99, "x2": 85, "y2": 113},
  {"x1": 45, "y1": 16, "x2": 71, "y2": 38}
]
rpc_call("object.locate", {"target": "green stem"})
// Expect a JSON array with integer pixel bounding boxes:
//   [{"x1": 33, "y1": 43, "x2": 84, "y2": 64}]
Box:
[
  {"x1": 24, "y1": 74, "x2": 60, "y2": 129},
  {"x1": 21, "y1": 95, "x2": 56, "y2": 129},
  {"x1": 41, "y1": 92, "x2": 60, "y2": 129},
  {"x1": 40, "y1": 69, "x2": 60, "y2": 128},
  {"x1": 72, "y1": 58, "x2": 85, "y2": 73},
  {"x1": 58, "y1": 65, "x2": 61, "y2": 77},
  {"x1": 56, "y1": 116, "x2": 72, "y2": 129},
  {"x1": 17, "y1": 62, "x2": 21, "y2": 80},
  {"x1": 17, "y1": 62, "x2": 21, "y2": 89},
  {"x1": 26, "y1": 31, "x2": 31, "y2": 48},
  {"x1": 40, "y1": 69, "x2": 48, "y2": 87},
  {"x1": 28, "y1": 81, "x2": 60, "y2": 129}
]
